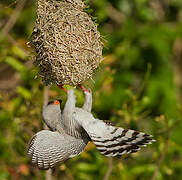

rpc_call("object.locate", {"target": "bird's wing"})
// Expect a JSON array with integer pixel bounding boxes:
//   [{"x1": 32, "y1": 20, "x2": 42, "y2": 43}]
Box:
[
  {"x1": 80, "y1": 118, "x2": 155, "y2": 157},
  {"x1": 27, "y1": 130, "x2": 87, "y2": 169}
]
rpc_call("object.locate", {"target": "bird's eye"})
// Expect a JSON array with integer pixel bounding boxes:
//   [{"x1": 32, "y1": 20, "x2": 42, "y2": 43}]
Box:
[
  {"x1": 58, "y1": 99, "x2": 62, "y2": 104},
  {"x1": 47, "y1": 101, "x2": 54, "y2": 105},
  {"x1": 47, "y1": 99, "x2": 62, "y2": 105}
]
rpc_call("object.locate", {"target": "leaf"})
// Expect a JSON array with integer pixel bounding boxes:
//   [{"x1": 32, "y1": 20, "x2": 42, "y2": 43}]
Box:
[
  {"x1": 4, "y1": 56, "x2": 27, "y2": 73},
  {"x1": 16, "y1": 86, "x2": 32, "y2": 99},
  {"x1": 11, "y1": 46, "x2": 27, "y2": 60}
]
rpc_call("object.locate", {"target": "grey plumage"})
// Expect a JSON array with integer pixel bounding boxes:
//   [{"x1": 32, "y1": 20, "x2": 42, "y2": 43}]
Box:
[
  {"x1": 28, "y1": 130, "x2": 88, "y2": 170},
  {"x1": 27, "y1": 89, "x2": 155, "y2": 169}
]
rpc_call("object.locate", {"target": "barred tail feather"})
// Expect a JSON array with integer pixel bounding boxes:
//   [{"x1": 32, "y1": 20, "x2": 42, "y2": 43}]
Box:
[
  {"x1": 81, "y1": 118, "x2": 155, "y2": 157},
  {"x1": 94, "y1": 129, "x2": 154, "y2": 156}
]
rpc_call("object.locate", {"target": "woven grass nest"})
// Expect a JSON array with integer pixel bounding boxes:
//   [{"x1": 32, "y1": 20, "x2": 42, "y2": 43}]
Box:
[{"x1": 31, "y1": 0, "x2": 103, "y2": 86}]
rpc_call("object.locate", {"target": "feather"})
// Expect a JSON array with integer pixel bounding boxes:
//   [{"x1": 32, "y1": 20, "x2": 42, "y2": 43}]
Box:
[
  {"x1": 79, "y1": 118, "x2": 155, "y2": 156},
  {"x1": 27, "y1": 130, "x2": 88, "y2": 169}
]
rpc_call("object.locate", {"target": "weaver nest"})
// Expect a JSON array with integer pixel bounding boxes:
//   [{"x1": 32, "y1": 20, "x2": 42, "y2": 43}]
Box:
[{"x1": 31, "y1": 0, "x2": 103, "y2": 86}]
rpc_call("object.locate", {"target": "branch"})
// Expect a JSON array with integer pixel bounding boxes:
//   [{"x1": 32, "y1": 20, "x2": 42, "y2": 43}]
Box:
[
  {"x1": 43, "y1": 86, "x2": 52, "y2": 180},
  {"x1": 1, "y1": 0, "x2": 30, "y2": 56},
  {"x1": 2, "y1": 0, "x2": 27, "y2": 34},
  {"x1": 150, "y1": 133, "x2": 170, "y2": 180},
  {"x1": 105, "y1": 3, "x2": 125, "y2": 24},
  {"x1": 103, "y1": 158, "x2": 113, "y2": 180}
]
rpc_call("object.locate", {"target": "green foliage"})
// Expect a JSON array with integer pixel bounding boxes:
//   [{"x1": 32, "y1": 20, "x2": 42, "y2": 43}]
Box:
[{"x1": 0, "y1": 0, "x2": 182, "y2": 179}]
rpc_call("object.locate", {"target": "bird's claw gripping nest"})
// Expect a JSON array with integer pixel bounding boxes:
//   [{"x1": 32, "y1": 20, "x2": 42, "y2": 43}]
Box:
[{"x1": 57, "y1": 84, "x2": 90, "y2": 94}]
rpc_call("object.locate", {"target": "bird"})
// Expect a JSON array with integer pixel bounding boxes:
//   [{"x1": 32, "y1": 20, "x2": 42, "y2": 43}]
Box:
[{"x1": 27, "y1": 89, "x2": 155, "y2": 170}]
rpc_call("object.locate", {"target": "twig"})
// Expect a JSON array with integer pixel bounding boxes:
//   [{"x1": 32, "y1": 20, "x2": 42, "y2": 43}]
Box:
[
  {"x1": 1, "y1": 0, "x2": 30, "y2": 56},
  {"x1": 2, "y1": 32, "x2": 30, "y2": 56},
  {"x1": 103, "y1": 158, "x2": 113, "y2": 180},
  {"x1": 2, "y1": 0, "x2": 26, "y2": 34},
  {"x1": 91, "y1": 0, "x2": 125, "y2": 24},
  {"x1": 43, "y1": 86, "x2": 52, "y2": 180},
  {"x1": 106, "y1": 2, "x2": 125, "y2": 24},
  {"x1": 43, "y1": 86, "x2": 50, "y2": 107},
  {"x1": 150, "y1": 135, "x2": 170, "y2": 180},
  {"x1": 65, "y1": 165, "x2": 74, "y2": 180},
  {"x1": 173, "y1": 38, "x2": 182, "y2": 101}
]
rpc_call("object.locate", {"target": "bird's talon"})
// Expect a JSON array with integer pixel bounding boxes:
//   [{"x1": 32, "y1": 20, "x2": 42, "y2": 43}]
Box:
[
  {"x1": 78, "y1": 84, "x2": 90, "y2": 93},
  {"x1": 57, "y1": 84, "x2": 68, "y2": 93}
]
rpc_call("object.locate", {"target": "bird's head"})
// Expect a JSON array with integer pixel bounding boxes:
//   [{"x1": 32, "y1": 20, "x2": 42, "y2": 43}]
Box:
[
  {"x1": 42, "y1": 99, "x2": 62, "y2": 131},
  {"x1": 47, "y1": 99, "x2": 62, "y2": 106}
]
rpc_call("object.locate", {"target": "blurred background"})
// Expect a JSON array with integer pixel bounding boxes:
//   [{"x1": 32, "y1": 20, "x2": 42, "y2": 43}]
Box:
[{"x1": 0, "y1": 0, "x2": 182, "y2": 179}]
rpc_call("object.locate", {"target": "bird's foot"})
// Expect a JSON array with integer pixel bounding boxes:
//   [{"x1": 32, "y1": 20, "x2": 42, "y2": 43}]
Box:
[
  {"x1": 57, "y1": 84, "x2": 68, "y2": 93},
  {"x1": 78, "y1": 84, "x2": 90, "y2": 93}
]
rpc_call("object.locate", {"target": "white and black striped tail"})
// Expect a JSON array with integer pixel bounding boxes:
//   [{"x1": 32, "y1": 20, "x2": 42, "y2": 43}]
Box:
[
  {"x1": 93, "y1": 128, "x2": 155, "y2": 156},
  {"x1": 81, "y1": 119, "x2": 155, "y2": 157}
]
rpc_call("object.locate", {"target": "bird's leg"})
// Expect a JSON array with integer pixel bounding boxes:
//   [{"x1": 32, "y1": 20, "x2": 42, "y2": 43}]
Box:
[
  {"x1": 82, "y1": 90, "x2": 92, "y2": 112},
  {"x1": 57, "y1": 84, "x2": 68, "y2": 93},
  {"x1": 79, "y1": 85, "x2": 92, "y2": 112},
  {"x1": 78, "y1": 84, "x2": 90, "y2": 93},
  {"x1": 63, "y1": 89, "x2": 76, "y2": 117},
  {"x1": 78, "y1": 84, "x2": 92, "y2": 112}
]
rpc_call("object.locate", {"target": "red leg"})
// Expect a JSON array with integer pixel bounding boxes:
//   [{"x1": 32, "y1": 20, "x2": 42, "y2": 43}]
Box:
[
  {"x1": 57, "y1": 84, "x2": 68, "y2": 93},
  {"x1": 78, "y1": 84, "x2": 90, "y2": 93}
]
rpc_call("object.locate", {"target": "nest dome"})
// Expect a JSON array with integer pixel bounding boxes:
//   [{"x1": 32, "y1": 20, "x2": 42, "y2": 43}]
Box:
[{"x1": 31, "y1": 0, "x2": 103, "y2": 86}]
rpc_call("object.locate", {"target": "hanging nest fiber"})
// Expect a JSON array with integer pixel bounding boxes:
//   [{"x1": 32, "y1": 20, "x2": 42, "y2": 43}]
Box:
[{"x1": 31, "y1": 0, "x2": 103, "y2": 86}]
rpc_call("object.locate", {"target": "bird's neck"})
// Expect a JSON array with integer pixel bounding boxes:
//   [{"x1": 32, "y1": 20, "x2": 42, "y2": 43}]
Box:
[{"x1": 42, "y1": 105, "x2": 61, "y2": 131}]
